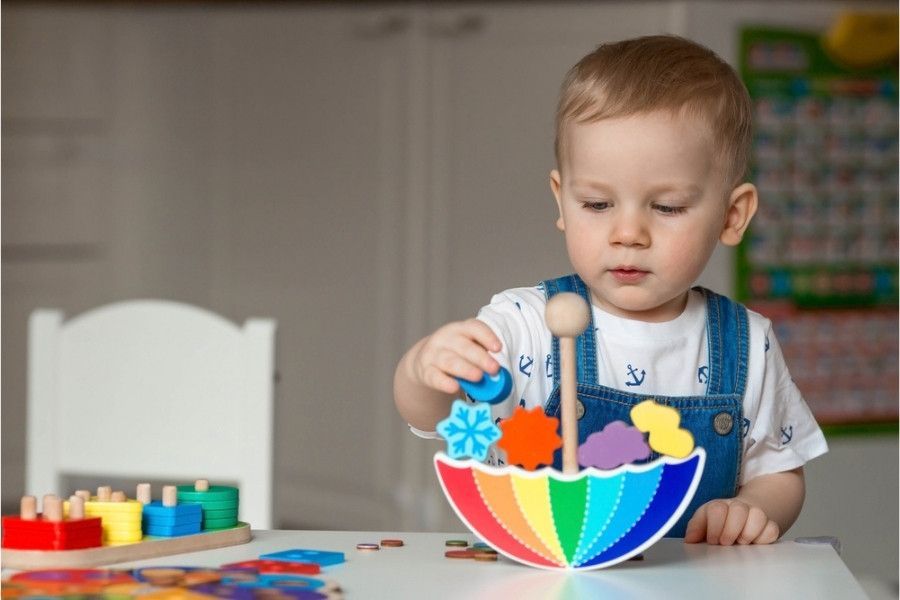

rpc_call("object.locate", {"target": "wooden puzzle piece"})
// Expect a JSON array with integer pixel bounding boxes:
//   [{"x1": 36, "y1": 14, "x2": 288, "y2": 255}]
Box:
[
  {"x1": 456, "y1": 366, "x2": 513, "y2": 404},
  {"x1": 630, "y1": 400, "x2": 695, "y2": 458},
  {"x1": 436, "y1": 400, "x2": 502, "y2": 461},
  {"x1": 220, "y1": 559, "x2": 321, "y2": 575},
  {"x1": 258, "y1": 548, "x2": 345, "y2": 567},
  {"x1": 8, "y1": 568, "x2": 135, "y2": 594},
  {"x1": 496, "y1": 406, "x2": 562, "y2": 470},
  {"x1": 577, "y1": 421, "x2": 651, "y2": 469}
]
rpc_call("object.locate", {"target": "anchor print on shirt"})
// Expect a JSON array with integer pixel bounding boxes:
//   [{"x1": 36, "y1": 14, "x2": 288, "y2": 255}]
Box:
[
  {"x1": 741, "y1": 417, "x2": 751, "y2": 439},
  {"x1": 698, "y1": 366, "x2": 709, "y2": 384},
  {"x1": 765, "y1": 335, "x2": 770, "y2": 352},
  {"x1": 780, "y1": 425, "x2": 794, "y2": 445},
  {"x1": 518, "y1": 355, "x2": 534, "y2": 377},
  {"x1": 545, "y1": 354, "x2": 553, "y2": 379},
  {"x1": 625, "y1": 363, "x2": 646, "y2": 387}
]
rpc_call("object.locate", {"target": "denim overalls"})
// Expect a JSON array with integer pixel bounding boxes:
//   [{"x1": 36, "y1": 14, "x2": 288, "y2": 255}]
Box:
[{"x1": 542, "y1": 274, "x2": 748, "y2": 537}]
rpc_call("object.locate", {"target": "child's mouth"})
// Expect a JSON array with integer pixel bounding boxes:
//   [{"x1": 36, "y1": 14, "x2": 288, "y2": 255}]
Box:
[{"x1": 610, "y1": 268, "x2": 648, "y2": 283}]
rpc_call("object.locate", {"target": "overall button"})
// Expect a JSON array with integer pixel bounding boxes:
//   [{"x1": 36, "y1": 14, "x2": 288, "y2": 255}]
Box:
[
  {"x1": 713, "y1": 412, "x2": 734, "y2": 435},
  {"x1": 575, "y1": 399, "x2": 585, "y2": 420}
]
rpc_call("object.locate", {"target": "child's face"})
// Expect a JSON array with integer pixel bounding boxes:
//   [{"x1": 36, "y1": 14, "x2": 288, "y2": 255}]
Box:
[{"x1": 551, "y1": 111, "x2": 739, "y2": 322}]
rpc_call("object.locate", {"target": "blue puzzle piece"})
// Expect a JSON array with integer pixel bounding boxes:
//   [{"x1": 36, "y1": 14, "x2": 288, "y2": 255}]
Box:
[
  {"x1": 226, "y1": 574, "x2": 326, "y2": 590},
  {"x1": 456, "y1": 366, "x2": 512, "y2": 404},
  {"x1": 259, "y1": 549, "x2": 345, "y2": 567}
]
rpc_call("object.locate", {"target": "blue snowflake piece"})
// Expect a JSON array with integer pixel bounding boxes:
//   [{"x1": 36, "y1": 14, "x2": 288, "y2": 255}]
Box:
[{"x1": 436, "y1": 400, "x2": 502, "y2": 461}]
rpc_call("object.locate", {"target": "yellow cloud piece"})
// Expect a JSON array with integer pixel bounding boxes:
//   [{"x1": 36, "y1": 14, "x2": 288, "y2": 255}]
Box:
[{"x1": 630, "y1": 400, "x2": 695, "y2": 458}]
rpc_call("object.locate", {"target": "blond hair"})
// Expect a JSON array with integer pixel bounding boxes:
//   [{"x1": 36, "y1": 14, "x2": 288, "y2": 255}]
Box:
[{"x1": 555, "y1": 35, "x2": 752, "y2": 188}]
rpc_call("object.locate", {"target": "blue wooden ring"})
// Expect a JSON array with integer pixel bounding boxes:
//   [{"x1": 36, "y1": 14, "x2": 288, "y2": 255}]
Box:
[{"x1": 456, "y1": 366, "x2": 513, "y2": 404}]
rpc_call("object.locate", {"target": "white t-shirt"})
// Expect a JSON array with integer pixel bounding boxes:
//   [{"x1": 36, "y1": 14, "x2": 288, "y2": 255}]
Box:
[{"x1": 412, "y1": 285, "x2": 828, "y2": 485}]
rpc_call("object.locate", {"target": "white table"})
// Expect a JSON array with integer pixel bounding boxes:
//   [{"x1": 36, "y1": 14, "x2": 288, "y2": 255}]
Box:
[{"x1": 108, "y1": 530, "x2": 867, "y2": 599}]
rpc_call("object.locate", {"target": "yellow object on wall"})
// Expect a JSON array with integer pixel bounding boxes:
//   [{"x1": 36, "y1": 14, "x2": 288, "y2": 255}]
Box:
[{"x1": 823, "y1": 12, "x2": 899, "y2": 69}]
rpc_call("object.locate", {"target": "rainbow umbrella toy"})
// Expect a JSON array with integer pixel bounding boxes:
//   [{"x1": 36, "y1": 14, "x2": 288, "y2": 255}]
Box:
[
  {"x1": 435, "y1": 292, "x2": 708, "y2": 570},
  {"x1": 434, "y1": 448, "x2": 705, "y2": 570}
]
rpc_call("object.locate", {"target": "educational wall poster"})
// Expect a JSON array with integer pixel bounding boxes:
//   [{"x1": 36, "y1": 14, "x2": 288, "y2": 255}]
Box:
[{"x1": 738, "y1": 25, "x2": 898, "y2": 429}]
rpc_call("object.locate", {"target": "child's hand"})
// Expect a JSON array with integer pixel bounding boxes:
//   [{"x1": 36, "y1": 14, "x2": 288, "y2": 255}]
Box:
[
  {"x1": 684, "y1": 498, "x2": 780, "y2": 545},
  {"x1": 410, "y1": 319, "x2": 502, "y2": 395}
]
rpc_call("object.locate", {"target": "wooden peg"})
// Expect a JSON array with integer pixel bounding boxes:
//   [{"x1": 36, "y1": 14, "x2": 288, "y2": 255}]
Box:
[
  {"x1": 162, "y1": 485, "x2": 178, "y2": 507},
  {"x1": 43, "y1": 495, "x2": 63, "y2": 522},
  {"x1": 545, "y1": 292, "x2": 591, "y2": 474},
  {"x1": 75, "y1": 490, "x2": 91, "y2": 502},
  {"x1": 19, "y1": 496, "x2": 37, "y2": 520},
  {"x1": 136, "y1": 483, "x2": 152, "y2": 505},
  {"x1": 97, "y1": 486, "x2": 112, "y2": 501},
  {"x1": 69, "y1": 495, "x2": 85, "y2": 519},
  {"x1": 111, "y1": 491, "x2": 126, "y2": 502},
  {"x1": 194, "y1": 479, "x2": 209, "y2": 492}
]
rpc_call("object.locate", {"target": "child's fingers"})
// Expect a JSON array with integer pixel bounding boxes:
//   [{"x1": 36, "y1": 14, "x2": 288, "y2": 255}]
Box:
[
  {"x1": 737, "y1": 506, "x2": 769, "y2": 544},
  {"x1": 462, "y1": 319, "x2": 503, "y2": 355},
  {"x1": 719, "y1": 501, "x2": 750, "y2": 546},
  {"x1": 424, "y1": 366, "x2": 462, "y2": 395},
  {"x1": 448, "y1": 336, "x2": 501, "y2": 379},
  {"x1": 683, "y1": 505, "x2": 707, "y2": 544},
  {"x1": 703, "y1": 500, "x2": 729, "y2": 545},
  {"x1": 752, "y1": 520, "x2": 780, "y2": 545},
  {"x1": 434, "y1": 350, "x2": 485, "y2": 384}
]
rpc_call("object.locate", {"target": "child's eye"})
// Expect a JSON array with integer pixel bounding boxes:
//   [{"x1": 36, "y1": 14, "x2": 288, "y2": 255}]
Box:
[
  {"x1": 652, "y1": 204, "x2": 687, "y2": 215},
  {"x1": 581, "y1": 201, "x2": 610, "y2": 212}
]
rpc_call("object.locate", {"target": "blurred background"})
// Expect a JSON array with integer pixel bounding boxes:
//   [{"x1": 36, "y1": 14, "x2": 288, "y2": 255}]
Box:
[{"x1": 2, "y1": 1, "x2": 896, "y2": 596}]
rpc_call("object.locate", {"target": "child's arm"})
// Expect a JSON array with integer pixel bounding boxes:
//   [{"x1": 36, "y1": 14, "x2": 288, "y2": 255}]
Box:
[
  {"x1": 393, "y1": 319, "x2": 502, "y2": 432},
  {"x1": 683, "y1": 466, "x2": 805, "y2": 545}
]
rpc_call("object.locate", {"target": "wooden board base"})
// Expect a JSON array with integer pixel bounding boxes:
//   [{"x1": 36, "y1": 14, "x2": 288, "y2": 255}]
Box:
[{"x1": 1, "y1": 522, "x2": 251, "y2": 569}]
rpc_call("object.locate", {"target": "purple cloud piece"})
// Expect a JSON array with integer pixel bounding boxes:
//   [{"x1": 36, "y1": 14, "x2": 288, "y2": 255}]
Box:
[{"x1": 577, "y1": 420, "x2": 651, "y2": 469}]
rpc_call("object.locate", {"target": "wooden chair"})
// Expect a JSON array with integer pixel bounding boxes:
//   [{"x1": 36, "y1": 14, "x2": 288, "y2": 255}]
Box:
[{"x1": 26, "y1": 300, "x2": 276, "y2": 529}]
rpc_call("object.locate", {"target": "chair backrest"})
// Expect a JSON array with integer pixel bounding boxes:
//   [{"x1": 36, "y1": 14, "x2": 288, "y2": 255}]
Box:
[{"x1": 26, "y1": 300, "x2": 276, "y2": 529}]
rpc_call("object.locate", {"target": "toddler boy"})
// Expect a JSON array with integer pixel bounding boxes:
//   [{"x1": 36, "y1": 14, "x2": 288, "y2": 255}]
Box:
[{"x1": 394, "y1": 35, "x2": 827, "y2": 544}]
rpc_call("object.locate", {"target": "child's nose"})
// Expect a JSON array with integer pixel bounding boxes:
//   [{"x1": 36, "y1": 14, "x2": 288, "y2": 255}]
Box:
[{"x1": 609, "y1": 212, "x2": 650, "y2": 247}]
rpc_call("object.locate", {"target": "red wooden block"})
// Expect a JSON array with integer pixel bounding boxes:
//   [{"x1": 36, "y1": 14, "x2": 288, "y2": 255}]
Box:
[
  {"x1": 220, "y1": 559, "x2": 321, "y2": 575},
  {"x1": 2, "y1": 515, "x2": 102, "y2": 550}
]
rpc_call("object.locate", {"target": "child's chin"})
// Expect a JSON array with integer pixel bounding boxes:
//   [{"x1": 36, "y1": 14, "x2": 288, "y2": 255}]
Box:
[{"x1": 604, "y1": 291, "x2": 680, "y2": 320}]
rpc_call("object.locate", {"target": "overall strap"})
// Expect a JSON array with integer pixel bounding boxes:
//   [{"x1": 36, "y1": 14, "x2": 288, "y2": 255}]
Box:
[
  {"x1": 541, "y1": 274, "x2": 598, "y2": 387},
  {"x1": 702, "y1": 287, "x2": 750, "y2": 397}
]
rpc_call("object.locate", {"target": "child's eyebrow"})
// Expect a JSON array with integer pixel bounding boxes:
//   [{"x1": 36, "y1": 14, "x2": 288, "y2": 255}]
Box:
[
  {"x1": 646, "y1": 183, "x2": 703, "y2": 197},
  {"x1": 570, "y1": 180, "x2": 615, "y2": 193}
]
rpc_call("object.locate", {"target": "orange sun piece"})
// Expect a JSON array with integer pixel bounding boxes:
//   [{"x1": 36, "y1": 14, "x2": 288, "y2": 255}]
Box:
[{"x1": 497, "y1": 406, "x2": 562, "y2": 470}]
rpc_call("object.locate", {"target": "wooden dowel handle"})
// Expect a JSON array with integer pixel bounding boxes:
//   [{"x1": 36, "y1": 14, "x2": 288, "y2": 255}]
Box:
[{"x1": 545, "y1": 292, "x2": 591, "y2": 475}]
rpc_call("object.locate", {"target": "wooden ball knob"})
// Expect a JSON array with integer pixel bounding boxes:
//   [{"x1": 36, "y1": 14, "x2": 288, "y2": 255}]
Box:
[{"x1": 545, "y1": 292, "x2": 590, "y2": 338}]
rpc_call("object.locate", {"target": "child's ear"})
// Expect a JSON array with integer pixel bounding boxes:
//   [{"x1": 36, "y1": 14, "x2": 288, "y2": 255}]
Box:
[
  {"x1": 550, "y1": 169, "x2": 565, "y2": 231},
  {"x1": 720, "y1": 183, "x2": 758, "y2": 246}
]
